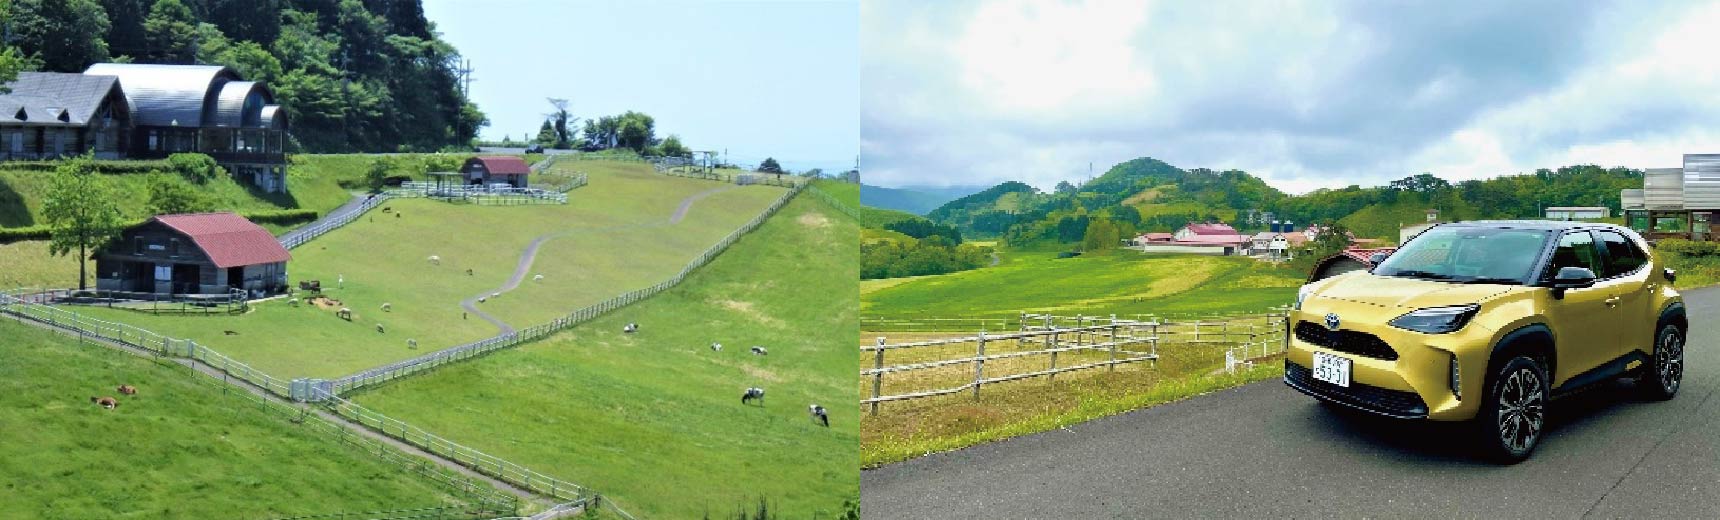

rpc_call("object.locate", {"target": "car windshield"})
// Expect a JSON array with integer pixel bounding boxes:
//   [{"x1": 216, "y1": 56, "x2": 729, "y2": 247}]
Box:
[{"x1": 1373, "y1": 227, "x2": 1552, "y2": 284}]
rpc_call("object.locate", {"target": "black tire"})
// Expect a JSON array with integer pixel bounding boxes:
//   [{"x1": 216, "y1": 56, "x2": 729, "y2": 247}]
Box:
[
  {"x1": 1477, "y1": 355, "x2": 1549, "y2": 464},
  {"x1": 1638, "y1": 322, "x2": 1685, "y2": 401}
]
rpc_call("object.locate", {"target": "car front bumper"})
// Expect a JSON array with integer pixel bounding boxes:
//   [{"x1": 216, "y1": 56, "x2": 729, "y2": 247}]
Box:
[{"x1": 1285, "y1": 300, "x2": 1492, "y2": 421}]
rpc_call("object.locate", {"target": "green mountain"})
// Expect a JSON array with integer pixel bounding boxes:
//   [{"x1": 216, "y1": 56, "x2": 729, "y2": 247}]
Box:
[{"x1": 928, "y1": 157, "x2": 1642, "y2": 246}]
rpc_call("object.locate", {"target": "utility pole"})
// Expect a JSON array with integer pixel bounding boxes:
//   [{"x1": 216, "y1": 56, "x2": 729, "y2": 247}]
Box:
[{"x1": 454, "y1": 59, "x2": 476, "y2": 97}]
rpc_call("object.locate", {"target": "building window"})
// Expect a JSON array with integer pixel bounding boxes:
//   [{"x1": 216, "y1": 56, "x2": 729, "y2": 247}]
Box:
[
  {"x1": 148, "y1": 130, "x2": 158, "y2": 151},
  {"x1": 169, "y1": 238, "x2": 179, "y2": 256},
  {"x1": 133, "y1": 237, "x2": 143, "y2": 255},
  {"x1": 9, "y1": 131, "x2": 19, "y2": 153}
]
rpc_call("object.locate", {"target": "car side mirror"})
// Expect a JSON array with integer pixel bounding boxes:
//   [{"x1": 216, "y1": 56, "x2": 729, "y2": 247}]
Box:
[
  {"x1": 1368, "y1": 252, "x2": 1389, "y2": 264},
  {"x1": 1550, "y1": 266, "x2": 1597, "y2": 299}
]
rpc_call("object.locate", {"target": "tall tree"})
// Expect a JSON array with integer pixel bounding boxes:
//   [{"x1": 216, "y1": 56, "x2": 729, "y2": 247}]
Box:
[
  {"x1": 99, "y1": 0, "x2": 149, "y2": 60},
  {"x1": 141, "y1": 0, "x2": 199, "y2": 64},
  {"x1": 757, "y1": 157, "x2": 783, "y2": 175},
  {"x1": 43, "y1": 155, "x2": 124, "y2": 290},
  {"x1": 660, "y1": 135, "x2": 690, "y2": 158},
  {"x1": 206, "y1": 0, "x2": 281, "y2": 44},
  {"x1": 11, "y1": 0, "x2": 111, "y2": 72},
  {"x1": 545, "y1": 98, "x2": 576, "y2": 149}
]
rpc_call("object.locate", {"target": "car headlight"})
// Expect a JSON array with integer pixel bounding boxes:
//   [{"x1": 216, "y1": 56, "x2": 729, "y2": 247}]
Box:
[
  {"x1": 1295, "y1": 284, "x2": 1316, "y2": 310},
  {"x1": 1388, "y1": 304, "x2": 1480, "y2": 334}
]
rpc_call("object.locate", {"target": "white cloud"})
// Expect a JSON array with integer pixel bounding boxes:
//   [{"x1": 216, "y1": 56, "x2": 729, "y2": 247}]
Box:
[{"x1": 863, "y1": 0, "x2": 1720, "y2": 194}]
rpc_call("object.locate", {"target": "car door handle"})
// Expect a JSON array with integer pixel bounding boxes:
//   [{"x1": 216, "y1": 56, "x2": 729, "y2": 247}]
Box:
[{"x1": 1605, "y1": 296, "x2": 1621, "y2": 307}]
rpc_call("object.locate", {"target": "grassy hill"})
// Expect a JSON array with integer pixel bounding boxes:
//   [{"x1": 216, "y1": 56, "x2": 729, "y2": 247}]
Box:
[
  {"x1": 863, "y1": 251, "x2": 1303, "y2": 320},
  {"x1": 0, "y1": 319, "x2": 482, "y2": 518},
  {"x1": 70, "y1": 160, "x2": 784, "y2": 379},
  {"x1": 349, "y1": 194, "x2": 859, "y2": 519}
]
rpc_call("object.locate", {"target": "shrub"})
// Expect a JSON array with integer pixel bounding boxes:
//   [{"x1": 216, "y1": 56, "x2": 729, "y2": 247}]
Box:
[
  {"x1": 0, "y1": 159, "x2": 171, "y2": 174},
  {"x1": 166, "y1": 153, "x2": 223, "y2": 183},
  {"x1": 239, "y1": 209, "x2": 318, "y2": 225}
]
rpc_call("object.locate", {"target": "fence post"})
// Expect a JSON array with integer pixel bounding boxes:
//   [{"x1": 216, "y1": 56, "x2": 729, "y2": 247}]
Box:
[
  {"x1": 870, "y1": 337, "x2": 885, "y2": 416},
  {"x1": 972, "y1": 331, "x2": 987, "y2": 399},
  {"x1": 1109, "y1": 315, "x2": 1119, "y2": 372},
  {"x1": 1048, "y1": 327, "x2": 1059, "y2": 382}
]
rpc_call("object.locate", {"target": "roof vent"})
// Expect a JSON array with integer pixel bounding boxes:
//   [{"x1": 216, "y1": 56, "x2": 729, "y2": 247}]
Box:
[
  {"x1": 13, "y1": 107, "x2": 25, "y2": 121},
  {"x1": 54, "y1": 108, "x2": 69, "y2": 122}
]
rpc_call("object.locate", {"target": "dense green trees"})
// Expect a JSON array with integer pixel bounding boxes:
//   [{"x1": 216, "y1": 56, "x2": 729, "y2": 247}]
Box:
[
  {"x1": 3, "y1": 0, "x2": 486, "y2": 153},
  {"x1": 861, "y1": 238, "x2": 992, "y2": 280}
]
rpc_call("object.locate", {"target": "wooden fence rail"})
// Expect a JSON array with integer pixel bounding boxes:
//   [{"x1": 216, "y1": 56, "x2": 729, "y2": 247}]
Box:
[{"x1": 861, "y1": 311, "x2": 1290, "y2": 414}]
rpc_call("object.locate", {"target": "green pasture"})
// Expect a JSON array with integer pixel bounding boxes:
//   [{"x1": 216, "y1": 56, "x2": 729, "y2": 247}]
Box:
[
  {"x1": 350, "y1": 196, "x2": 859, "y2": 520},
  {"x1": 861, "y1": 251, "x2": 1303, "y2": 321},
  {"x1": 0, "y1": 318, "x2": 475, "y2": 518},
  {"x1": 69, "y1": 161, "x2": 784, "y2": 379}
]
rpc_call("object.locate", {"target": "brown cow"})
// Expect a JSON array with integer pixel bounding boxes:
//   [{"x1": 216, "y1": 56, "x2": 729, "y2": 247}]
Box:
[
  {"x1": 90, "y1": 396, "x2": 118, "y2": 409},
  {"x1": 117, "y1": 385, "x2": 137, "y2": 396}
]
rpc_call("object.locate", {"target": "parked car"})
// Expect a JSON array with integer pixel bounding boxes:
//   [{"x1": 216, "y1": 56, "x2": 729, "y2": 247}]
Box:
[
  {"x1": 525, "y1": 143, "x2": 545, "y2": 154},
  {"x1": 1286, "y1": 221, "x2": 1685, "y2": 463}
]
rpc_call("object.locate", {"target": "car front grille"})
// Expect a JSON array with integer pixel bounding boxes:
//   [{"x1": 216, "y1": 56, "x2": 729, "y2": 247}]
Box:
[
  {"x1": 1294, "y1": 321, "x2": 1399, "y2": 361},
  {"x1": 1284, "y1": 361, "x2": 1428, "y2": 419}
]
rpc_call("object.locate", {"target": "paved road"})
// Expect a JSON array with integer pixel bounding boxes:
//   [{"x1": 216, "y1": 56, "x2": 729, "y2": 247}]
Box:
[
  {"x1": 276, "y1": 192, "x2": 369, "y2": 245},
  {"x1": 862, "y1": 286, "x2": 1720, "y2": 518}
]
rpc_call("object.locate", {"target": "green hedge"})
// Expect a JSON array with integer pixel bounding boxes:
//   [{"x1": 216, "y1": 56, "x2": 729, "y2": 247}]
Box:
[
  {"x1": 1655, "y1": 238, "x2": 1720, "y2": 257},
  {"x1": 1, "y1": 210, "x2": 318, "y2": 244},
  {"x1": 0, "y1": 225, "x2": 51, "y2": 242},
  {"x1": 0, "y1": 159, "x2": 172, "y2": 174}
]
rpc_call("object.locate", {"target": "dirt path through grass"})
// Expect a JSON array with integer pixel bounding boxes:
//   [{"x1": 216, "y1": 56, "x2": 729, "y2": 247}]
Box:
[{"x1": 459, "y1": 185, "x2": 739, "y2": 334}]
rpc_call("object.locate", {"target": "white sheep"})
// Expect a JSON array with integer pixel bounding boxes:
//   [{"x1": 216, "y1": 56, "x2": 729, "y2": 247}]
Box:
[
  {"x1": 710, "y1": 342, "x2": 722, "y2": 352},
  {"x1": 478, "y1": 296, "x2": 487, "y2": 303},
  {"x1": 623, "y1": 323, "x2": 638, "y2": 334},
  {"x1": 406, "y1": 338, "x2": 417, "y2": 349},
  {"x1": 287, "y1": 298, "x2": 299, "y2": 307},
  {"x1": 533, "y1": 274, "x2": 544, "y2": 282},
  {"x1": 381, "y1": 302, "x2": 392, "y2": 312},
  {"x1": 337, "y1": 308, "x2": 352, "y2": 320},
  {"x1": 750, "y1": 346, "x2": 768, "y2": 356},
  {"x1": 491, "y1": 292, "x2": 501, "y2": 299},
  {"x1": 428, "y1": 255, "x2": 441, "y2": 265},
  {"x1": 376, "y1": 323, "x2": 385, "y2": 333}
]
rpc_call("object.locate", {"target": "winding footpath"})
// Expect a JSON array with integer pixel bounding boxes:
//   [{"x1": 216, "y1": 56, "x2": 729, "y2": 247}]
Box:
[{"x1": 458, "y1": 185, "x2": 739, "y2": 334}]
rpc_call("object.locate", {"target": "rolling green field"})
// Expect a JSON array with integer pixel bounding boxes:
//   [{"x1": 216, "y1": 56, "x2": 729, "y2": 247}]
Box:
[
  {"x1": 350, "y1": 195, "x2": 859, "y2": 519},
  {"x1": 68, "y1": 162, "x2": 785, "y2": 379},
  {"x1": 0, "y1": 318, "x2": 478, "y2": 518},
  {"x1": 862, "y1": 251, "x2": 1303, "y2": 321}
]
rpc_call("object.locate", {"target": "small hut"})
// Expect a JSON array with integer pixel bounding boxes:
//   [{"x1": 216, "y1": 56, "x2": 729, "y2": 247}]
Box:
[{"x1": 460, "y1": 156, "x2": 530, "y2": 188}]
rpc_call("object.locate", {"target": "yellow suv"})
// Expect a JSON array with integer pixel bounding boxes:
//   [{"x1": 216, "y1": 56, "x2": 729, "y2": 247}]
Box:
[{"x1": 1286, "y1": 221, "x2": 1685, "y2": 462}]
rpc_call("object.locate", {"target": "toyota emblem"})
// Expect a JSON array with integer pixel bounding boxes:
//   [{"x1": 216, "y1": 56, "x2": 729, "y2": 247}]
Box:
[{"x1": 1324, "y1": 313, "x2": 1341, "y2": 330}]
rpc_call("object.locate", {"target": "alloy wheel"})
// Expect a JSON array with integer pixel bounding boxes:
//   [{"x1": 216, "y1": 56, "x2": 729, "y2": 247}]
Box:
[
  {"x1": 1658, "y1": 326, "x2": 1684, "y2": 394},
  {"x1": 1496, "y1": 368, "x2": 1545, "y2": 454}
]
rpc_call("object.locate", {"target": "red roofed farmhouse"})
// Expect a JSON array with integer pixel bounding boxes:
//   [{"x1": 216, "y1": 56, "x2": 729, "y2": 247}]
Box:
[
  {"x1": 461, "y1": 156, "x2": 531, "y2": 188},
  {"x1": 95, "y1": 212, "x2": 290, "y2": 296}
]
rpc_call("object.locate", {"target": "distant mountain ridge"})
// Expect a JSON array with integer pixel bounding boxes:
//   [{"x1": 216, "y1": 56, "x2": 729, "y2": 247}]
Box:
[
  {"x1": 923, "y1": 156, "x2": 1642, "y2": 246},
  {"x1": 860, "y1": 184, "x2": 990, "y2": 215}
]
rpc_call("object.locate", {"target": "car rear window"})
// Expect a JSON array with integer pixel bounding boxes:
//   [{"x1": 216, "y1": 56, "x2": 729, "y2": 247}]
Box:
[{"x1": 1596, "y1": 230, "x2": 1647, "y2": 278}]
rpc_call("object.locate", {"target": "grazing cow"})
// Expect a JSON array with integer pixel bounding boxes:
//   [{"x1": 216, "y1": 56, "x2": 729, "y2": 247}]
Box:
[
  {"x1": 623, "y1": 323, "x2": 638, "y2": 334},
  {"x1": 742, "y1": 387, "x2": 765, "y2": 405},
  {"x1": 117, "y1": 385, "x2": 137, "y2": 396},
  {"x1": 809, "y1": 404, "x2": 828, "y2": 427},
  {"x1": 223, "y1": 330, "x2": 239, "y2": 335},
  {"x1": 710, "y1": 342, "x2": 722, "y2": 352},
  {"x1": 466, "y1": 268, "x2": 474, "y2": 276},
  {"x1": 90, "y1": 396, "x2": 118, "y2": 409},
  {"x1": 750, "y1": 346, "x2": 768, "y2": 356}
]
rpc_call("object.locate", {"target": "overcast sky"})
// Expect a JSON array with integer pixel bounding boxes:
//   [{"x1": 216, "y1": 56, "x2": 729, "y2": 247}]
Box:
[
  {"x1": 424, "y1": 0, "x2": 858, "y2": 172},
  {"x1": 861, "y1": 0, "x2": 1720, "y2": 193}
]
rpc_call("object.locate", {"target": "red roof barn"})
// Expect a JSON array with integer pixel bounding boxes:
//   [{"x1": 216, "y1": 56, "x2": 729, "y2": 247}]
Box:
[
  {"x1": 461, "y1": 156, "x2": 531, "y2": 188},
  {"x1": 96, "y1": 212, "x2": 290, "y2": 296}
]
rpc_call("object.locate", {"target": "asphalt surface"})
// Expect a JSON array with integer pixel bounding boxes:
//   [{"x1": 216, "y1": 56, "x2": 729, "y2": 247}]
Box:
[{"x1": 861, "y1": 286, "x2": 1720, "y2": 518}]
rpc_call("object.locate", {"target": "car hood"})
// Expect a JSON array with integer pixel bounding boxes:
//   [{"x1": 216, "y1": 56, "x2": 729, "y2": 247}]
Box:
[{"x1": 1312, "y1": 273, "x2": 1522, "y2": 310}]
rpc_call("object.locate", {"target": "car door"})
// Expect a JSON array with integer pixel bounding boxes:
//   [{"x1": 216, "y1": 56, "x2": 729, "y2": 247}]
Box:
[
  {"x1": 1541, "y1": 230, "x2": 1618, "y2": 385},
  {"x1": 1595, "y1": 230, "x2": 1653, "y2": 356}
]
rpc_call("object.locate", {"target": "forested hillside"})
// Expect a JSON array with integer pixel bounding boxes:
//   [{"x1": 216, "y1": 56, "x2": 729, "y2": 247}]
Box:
[
  {"x1": 927, "y1": 157, "x2": 1643, "y2": 246},
  {"x1": 2, "y1": 0, "x2": 484, "y2": 153}
]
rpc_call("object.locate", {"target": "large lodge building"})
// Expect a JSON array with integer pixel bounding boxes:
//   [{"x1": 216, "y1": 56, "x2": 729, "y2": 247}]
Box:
[{"x1": 0, "y1": 63, "x2": 289, "y2": 193}]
